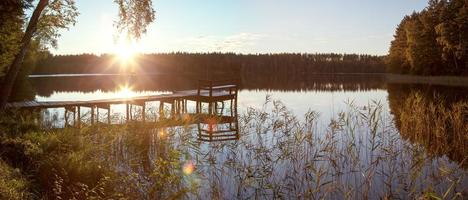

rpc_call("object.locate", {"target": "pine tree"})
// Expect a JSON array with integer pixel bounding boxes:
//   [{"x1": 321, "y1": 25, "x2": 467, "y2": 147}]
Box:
[{"x1": 387, "y1": 16, "x2": 411, "y2": 73}]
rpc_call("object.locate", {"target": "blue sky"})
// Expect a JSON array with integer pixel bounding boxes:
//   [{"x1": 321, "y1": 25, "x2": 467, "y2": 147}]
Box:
[{"x1": 52, "y1": 0, "x2": 428, "y2": 55}]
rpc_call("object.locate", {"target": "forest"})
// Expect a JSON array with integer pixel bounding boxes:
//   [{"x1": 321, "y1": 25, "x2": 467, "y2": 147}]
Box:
[
  {"x1": 33, "y1": 53, "x2": 385, "y2": 76},
  {"x1": 387, "y1": 0, "x2": 468, "y2": 75}
]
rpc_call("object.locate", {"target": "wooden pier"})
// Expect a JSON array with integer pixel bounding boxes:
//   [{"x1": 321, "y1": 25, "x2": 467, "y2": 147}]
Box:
[{"x1": 6, "y1": 80, "x2": 239, "y2": 132}]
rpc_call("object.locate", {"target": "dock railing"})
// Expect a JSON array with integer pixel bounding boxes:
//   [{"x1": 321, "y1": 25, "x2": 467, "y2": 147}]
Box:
[{"x1": 195, "y1": 79, "x2": 239, "y2": 115}]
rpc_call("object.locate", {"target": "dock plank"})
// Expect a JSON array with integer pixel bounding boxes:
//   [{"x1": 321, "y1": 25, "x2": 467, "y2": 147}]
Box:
[{"x1": 6, "y1": 89, "x2": 204, "y2": 109}]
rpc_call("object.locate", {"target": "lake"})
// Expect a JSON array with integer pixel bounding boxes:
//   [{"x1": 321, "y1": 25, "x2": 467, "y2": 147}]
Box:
[{"x1": 10, "y1": 74, "x2": 468, "y2": 199}]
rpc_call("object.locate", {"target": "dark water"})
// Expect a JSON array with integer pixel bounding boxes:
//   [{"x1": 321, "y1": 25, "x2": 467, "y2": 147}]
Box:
[{"x1": 10, "y1": 74, "x2": 468, "y2": 198}]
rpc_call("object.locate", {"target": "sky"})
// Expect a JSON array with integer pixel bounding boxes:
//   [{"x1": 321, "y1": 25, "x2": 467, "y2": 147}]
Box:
[{"x1": 52, "y1": 0, "x2": 428, "y2": 56}]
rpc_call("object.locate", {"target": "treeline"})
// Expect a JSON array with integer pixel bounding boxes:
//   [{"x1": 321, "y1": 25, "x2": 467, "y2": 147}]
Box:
[
  {"x1": 387, "y1": 0, "x2": 468, "y2": 75},
  {"x1": 33, "y1": 53, "x2": 385, "y2": 76}
]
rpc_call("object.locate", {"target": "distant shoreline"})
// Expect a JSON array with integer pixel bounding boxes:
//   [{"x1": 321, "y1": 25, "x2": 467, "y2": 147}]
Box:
[
  {"x1": 28, "y1": 73, "x2": 164, "y2": 78},
  {"x1": 385, "y1": 74, "x2": 468, "y2": 87},
  {"x1": 28, "y1": 72, "x2": 386, "y2": 77}
]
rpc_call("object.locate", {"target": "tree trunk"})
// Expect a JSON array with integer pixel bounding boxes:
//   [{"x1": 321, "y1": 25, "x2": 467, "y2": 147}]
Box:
[{"x1": 0, "y1": 0, "x2": 49, "y2": 109}]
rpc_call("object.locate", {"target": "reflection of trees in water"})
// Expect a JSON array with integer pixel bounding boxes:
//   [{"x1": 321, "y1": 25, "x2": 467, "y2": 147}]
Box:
[
  {"x1": 387, "y1": 84, "x2": 468, "y2": 167},
  {"x1": 241, "y1": 73, "x2": 385, "y2": 92},
  {"x1": 9, "y1": 76, "x2": 35, "y2": 101},
  {"x1": 30, "y1": 75, "x2": 199, "y2": 97},
  {"x1": 28, "y1": 74, "x2": 386, "y2": 97}
]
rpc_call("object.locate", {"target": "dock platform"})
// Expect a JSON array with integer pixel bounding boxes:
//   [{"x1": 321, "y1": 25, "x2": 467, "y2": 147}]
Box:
[{"x1": 5, "y1": 81, "x2": 239, "y2": 131}]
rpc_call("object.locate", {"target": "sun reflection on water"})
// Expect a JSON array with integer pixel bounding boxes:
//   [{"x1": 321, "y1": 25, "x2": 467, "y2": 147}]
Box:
[{"x1": 116, "y1": 85, "x2": 136, "y2": 99}]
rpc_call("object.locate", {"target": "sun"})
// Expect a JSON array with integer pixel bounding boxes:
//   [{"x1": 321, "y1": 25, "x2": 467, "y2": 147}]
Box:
[
  {"x1": 116, "y1": 46, "x2": 135, "y2": 63},
  {"x1": 113, "y1": 38, "x2": 139, "y2": 64}
]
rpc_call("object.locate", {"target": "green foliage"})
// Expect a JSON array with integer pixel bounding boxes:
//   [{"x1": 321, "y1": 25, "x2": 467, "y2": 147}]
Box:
[
  {"x1": 387, "y1": 0, "x2": 468, "y2": 75},
  {"x1": 0, "y1": 0, "x2": 52, "y2": 102},
  {"x1": 0, "y1": 159, "x2": 32, "y2": 200},
  {"x1": 0, "y1": 0, "x2": 31, "y2": 76},
  {"x1": 435, "y1": 0, "x2": 468, "y2": 72},
  {"x1": 387, "y1": 16, "x2": 411, "y2": 74},
  {"x1": 35, "y1": 0, "x2": 79, "y2": 49},
  {"x1": 114, "y1": 0, "x2": 156, "y2": 40}
]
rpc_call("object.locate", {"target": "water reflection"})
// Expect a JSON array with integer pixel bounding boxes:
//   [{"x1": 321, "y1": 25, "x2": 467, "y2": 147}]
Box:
[
  {"x1": 387, "y1": 84, "x2": 468, "y2": 168},
  {"x1": 28, "y1": 74, "x2": 386, "y2": 98},
  {"x1": 197, "y1": 115, "x2": 239, "y2": 142}
]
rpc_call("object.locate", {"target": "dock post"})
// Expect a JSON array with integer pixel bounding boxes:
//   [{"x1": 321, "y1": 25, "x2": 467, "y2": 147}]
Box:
[
  {"x1": 73, "y1": 107, "x2": 76, "y2": 126},
  {"x1": 96, "y1": 107, "x2": 99, "y2": 124},
  {"x1": 230, "y1": 99, "x2": 233, "y2": 116},
  {"x1": 234, "y1": 95, "x2": 238, "y2": 116},
  {"x1": 64, "y1": 109, "x2": 68, "y2": 127},
  {"x1": 159, "y1": 101, "x2": 164, "y2": 119},
  {"x1": 208, "y1": 102, "x2": 213, "y2": 115},
  {"x1": 171, "y1": 100, "x2": 175, "y2": 118},
  {"x1": 177, "y1": 100, "x2": 181, "y2": 114},
  {"x1": 77, "y1": 106, "x2": 81, "y2": 128},
  {"x1": 126, "y1": 103, "x2": 129, "y2": 122},
  {"x1": 130, "y1": 104, "x2": 133, "y2": 121},
  {"x1": 142, "y1": 102, "x2": 146, "y2": 122},
  {"x1": 91, "y1": 106, "x2": 95, "y2": 125},
  {"x1": 107, "y1": 105, "x2": 111, "y2": 124}
]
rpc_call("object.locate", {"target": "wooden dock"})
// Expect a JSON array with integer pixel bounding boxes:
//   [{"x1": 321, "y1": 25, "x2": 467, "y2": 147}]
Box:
[
  {"x1": 6, "y1": 89, "x2": 233, "y2": 109},
  {"x1": 5, "y1": 81, "x2": 239, "y2": 130}
]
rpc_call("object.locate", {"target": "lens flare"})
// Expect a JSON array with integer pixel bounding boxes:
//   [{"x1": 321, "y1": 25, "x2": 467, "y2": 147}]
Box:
[
  {"x1": 183, "y1": 161, "x2": 195, "y2": 175},
  {"x1": 158, "y1": 129, "x2": 166, "y2": 138}
]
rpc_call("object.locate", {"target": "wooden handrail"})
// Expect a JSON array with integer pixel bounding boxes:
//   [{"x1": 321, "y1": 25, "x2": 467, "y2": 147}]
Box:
[{"x1": 197, "y1": 79, "x2": 239, "y2": 97}]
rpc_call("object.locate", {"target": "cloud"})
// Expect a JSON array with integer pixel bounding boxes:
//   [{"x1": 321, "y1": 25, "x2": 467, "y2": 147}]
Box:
[{"x1": 182, "y1": 33, "x2": 265, "y2": 53}]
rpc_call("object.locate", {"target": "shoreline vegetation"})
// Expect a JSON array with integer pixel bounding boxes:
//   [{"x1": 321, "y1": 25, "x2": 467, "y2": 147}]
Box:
[
  {"x1": 387, "y1": 0, "x2": 467, "y2": 76},
  {"x1": 32, "y1": 53, "x2": 385, "y2": 75}
]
